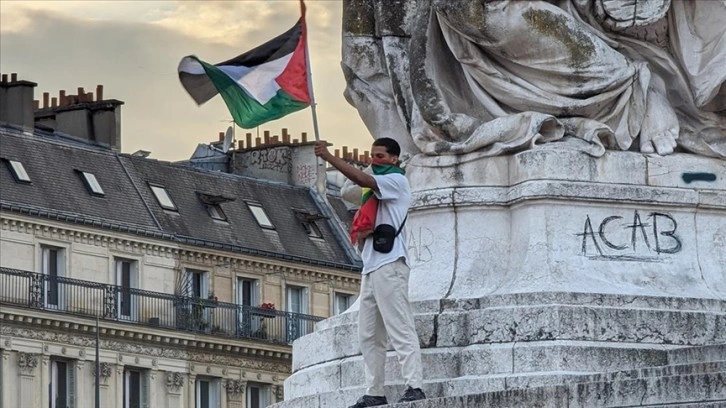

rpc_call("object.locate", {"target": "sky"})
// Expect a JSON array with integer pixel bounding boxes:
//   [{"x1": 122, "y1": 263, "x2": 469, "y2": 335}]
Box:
[{"x1": 0, "y1": 0, "x2": 371, "y2": 161}]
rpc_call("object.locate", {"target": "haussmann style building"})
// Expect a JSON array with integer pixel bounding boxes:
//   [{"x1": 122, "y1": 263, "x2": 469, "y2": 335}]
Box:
[{"x1": 0, "y1": 73, "x2": 364, "y2": 408}]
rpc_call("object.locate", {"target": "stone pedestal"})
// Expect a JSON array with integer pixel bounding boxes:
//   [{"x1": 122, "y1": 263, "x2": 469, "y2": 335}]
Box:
[{"x1": 276, "y1": 150, "x2": 726, "y2": 407}]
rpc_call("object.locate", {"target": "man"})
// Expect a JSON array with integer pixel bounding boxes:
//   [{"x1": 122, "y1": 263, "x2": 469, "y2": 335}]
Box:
[{"x1": 314, "y1": 138, "x2": 426, "y2": 407}]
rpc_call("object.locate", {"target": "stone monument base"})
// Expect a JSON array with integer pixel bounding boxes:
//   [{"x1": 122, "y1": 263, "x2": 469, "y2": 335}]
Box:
[{"x1": 275, "y1": 149, "x2": 726, "y2": 407}]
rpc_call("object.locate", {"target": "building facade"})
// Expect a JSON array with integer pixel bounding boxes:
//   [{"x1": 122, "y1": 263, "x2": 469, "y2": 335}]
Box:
[{"x1": 0, "y1": 73, "x2": 361, "y2": 408}]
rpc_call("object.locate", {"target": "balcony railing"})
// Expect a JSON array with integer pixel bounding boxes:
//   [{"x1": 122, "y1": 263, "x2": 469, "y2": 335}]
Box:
[{"x1": 0, "y1": 267, "x2": 323, "y2": 345}]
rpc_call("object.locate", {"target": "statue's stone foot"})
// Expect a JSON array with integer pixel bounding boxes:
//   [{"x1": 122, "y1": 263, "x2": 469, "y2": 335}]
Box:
[{"x1": 640, "y1": 80, "x2": 679, "y2": 155}]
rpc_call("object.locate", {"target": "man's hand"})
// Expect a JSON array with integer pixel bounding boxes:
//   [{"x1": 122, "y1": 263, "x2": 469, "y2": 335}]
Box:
[
  {"x1": 314, "y1": 140, "x2": 378, "y2": 190},
  {"x1": 357, "y1": 229, "x2": 373, "y2": 249},
  {"x1": 314, "y1": 141, "x2": 334, "y2": 161}
]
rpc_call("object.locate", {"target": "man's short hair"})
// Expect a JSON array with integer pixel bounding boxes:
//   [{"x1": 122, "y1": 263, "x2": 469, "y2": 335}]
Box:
[{"x1": 372, "y1": 137, "x2": 401, "y2": 157}]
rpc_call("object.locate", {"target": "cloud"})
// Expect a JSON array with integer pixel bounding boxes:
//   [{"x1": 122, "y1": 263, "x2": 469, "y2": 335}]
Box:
[{"x1": 0, "y1": 1, "x2": 371, "y2": 161}]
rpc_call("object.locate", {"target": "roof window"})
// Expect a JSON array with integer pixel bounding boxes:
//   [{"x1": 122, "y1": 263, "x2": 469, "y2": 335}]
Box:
[
  {"x1": 293, "y1": 209, "x2": 326, "y2": 238},
  {"x1": 247, "y1": 202, "x2": 274, "y2": 229},
  {"x1": 149, "y1": 184, "x2": 177, "y2": 211},
  {"x1": 4, "y1": 159, "x2": 31, "y2": 183},
  {"x1": 77, "y1": 171, "x2": 105, "y2": 196},
  {"x1": 196, "y1": 192, "x2": 235, "y2": 222},
  {"x1": 207, "y1": 204, "x2": 227, "y2": 221}
]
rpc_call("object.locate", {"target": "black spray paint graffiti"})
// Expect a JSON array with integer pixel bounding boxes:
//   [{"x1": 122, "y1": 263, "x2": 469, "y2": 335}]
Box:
[
  {"x1": 577, "y1": 210, "x2": 682, "y2": 262},
  {"x1": 248, "y1": 148, "x2": 291, "y2": 171},
  {"x1": 681, "y1": 172, "x2": 716, "y2": 184}
]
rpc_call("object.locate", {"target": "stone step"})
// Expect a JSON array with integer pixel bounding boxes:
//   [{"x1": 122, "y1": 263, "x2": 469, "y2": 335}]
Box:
[
  {"x1": 295, "y1": 306, "x2": 725, "y2": 372},
  {"x1": 669, "y1": 345, "x2": 726, "y2": 365},
  {"x1": 287, "y1": 341, "x2": 678, "y2": 399},
  {"x1": 446, "y1": 292, "x2": 726, "y2": 314},
  {"x1": 274, "y1": 369, "x2": 726, "y2": 408}
]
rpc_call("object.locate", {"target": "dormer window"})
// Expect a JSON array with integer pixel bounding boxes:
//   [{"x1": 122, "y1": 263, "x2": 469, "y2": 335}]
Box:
[
  {"x1": 207, "y1": 204, "x2": 227, "y2": 221},
  {"x1": 302, "y1": 221, "x2": 323, "y2": 238},
  {"x1": 247, "y1": 202, "x2": 274, "y2": 229},
  {"x1": 77, "y1": 170, "x2": 105, "y2": 196},
  {"x1": 3, "y1": 159, "x2": 31, "y2": 183},
  {"x1": 149, "y1": 184, "x2": 177, "y2": 211},
  {"x1": 196, "y1": 192, "x2": 235, "y2": 222},
  {"x1": 293, "y1": 209, "x2": 326, "y2": 238}
]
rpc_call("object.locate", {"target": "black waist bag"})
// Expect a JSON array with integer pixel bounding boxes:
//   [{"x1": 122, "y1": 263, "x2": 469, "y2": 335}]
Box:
[{"x1": 372, "y1": 216, "x2": 407, "y2": 253}]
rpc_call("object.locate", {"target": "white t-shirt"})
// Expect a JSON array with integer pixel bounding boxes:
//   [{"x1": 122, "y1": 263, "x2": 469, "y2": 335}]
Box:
[{"x1": 361, "y1": 172, "x2": 410, "y2": 274}]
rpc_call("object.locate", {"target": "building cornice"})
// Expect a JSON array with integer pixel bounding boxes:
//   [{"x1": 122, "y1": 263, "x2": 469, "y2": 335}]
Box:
[
  {"x1": 0, "y1": 306, "x2": 291, "y2": 372},
  {"x1": 0, "y1": 203, "x2": 362, "y2": 272},
  {"x1": 1, "y1": 213, "x2": 361, "y2": 287}
]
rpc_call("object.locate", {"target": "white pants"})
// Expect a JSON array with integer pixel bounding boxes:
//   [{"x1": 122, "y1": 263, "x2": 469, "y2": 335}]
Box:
[{"x1": 358, "y1": 258, "x2": 423, "y2": 396}]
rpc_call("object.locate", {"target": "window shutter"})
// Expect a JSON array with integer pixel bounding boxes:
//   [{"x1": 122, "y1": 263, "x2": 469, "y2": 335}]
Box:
[
  {"x1": 140, "y1": 371, "x2": 150, "y2": 408},
  {"x1": 68, "y1": 362, "x2": 76, "y2": 408},
  {"x1": 252, "y1": 280, "x2": 260, "y2": 306},
  {"x1": 302, "y1": 288, "x2": 309, "y2": 315}
]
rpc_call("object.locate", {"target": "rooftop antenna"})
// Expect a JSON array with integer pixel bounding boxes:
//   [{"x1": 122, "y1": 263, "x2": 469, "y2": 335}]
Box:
[{"x1": 222, "y1": 126, "x2": 234, "y2": 153}]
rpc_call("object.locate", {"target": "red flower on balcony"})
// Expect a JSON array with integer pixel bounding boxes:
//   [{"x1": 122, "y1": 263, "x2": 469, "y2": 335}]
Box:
[{"x1": 259, "y1": 302, "x2": 276, "y2": 311}]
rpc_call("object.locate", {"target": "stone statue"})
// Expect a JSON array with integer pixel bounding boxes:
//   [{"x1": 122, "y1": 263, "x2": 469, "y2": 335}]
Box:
[{"x1": 342, "y1": 0, "x2": 726, "y2": 160}]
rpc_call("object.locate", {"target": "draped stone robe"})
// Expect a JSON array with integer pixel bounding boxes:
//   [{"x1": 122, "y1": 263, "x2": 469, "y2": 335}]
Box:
[{"x1": 342, "y1": 0, "x2": 726, "y2": 159}]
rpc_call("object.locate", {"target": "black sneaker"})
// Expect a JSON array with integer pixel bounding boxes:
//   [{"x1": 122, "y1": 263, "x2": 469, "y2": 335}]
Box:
[
  {"x1": 397, "y1": 387, "x2": 426, "y2": 403},
  {"x1": 348, "y1": 395, "x2": 388, "y2": 408}
]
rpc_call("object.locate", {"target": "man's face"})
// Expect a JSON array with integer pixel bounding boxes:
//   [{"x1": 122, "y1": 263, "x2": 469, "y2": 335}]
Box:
[{"x1": 371, "y1": 145, "x2": 398, "y2": 165}]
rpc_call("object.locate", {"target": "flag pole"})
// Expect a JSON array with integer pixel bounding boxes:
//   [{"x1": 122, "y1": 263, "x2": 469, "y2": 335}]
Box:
[
  {"x1": 302, "y1": 0, "x2": 320, "y2": 143},
  {"x1": 302, "y1": 0, "x2": 327, "y2": 195}
]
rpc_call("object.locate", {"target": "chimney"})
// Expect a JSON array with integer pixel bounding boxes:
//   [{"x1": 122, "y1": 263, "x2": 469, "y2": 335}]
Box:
[
  {"x1": 229, "y1": 128, "x2": 324, "y2": 189},
  {"x1": 50, "y1": 84, "x2": 124, "y2": 150},
  {"x1": 0, "y1": 72, "x2": 38, "y2": 130}
]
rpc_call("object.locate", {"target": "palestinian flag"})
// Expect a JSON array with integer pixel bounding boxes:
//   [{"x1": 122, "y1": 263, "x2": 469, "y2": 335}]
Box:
[
  {"x1": 178, "y1": 1, "x2": 310, "y2": 129},
  {"x1": 349, "y1": 160, "x2": 406, "y2": 245}
]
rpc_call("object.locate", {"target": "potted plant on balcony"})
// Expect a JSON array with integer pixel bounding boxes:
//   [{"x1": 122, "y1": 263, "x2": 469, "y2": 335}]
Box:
[
  {"x1": 256, "y1": 302, "x2": 276, "y2": 317},
  {"x1": 207, "y1": 291, "x2": 218, "y2": 308}
]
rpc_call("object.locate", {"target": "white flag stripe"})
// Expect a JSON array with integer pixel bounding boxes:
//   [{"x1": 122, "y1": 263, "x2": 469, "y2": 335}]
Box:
[{"x1": 218, "y1": 54, "x2": 292, "y2": 104}]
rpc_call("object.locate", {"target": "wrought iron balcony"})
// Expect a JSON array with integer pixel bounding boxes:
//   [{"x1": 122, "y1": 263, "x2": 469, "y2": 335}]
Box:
[{"x1": 0, "y1": 267, "x2": 323, "y2": 345}]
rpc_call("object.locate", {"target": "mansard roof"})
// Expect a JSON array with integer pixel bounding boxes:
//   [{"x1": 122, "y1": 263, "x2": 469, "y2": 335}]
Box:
[{"x1": 0, "y1": 125, "x2": 361, "y2": 271}]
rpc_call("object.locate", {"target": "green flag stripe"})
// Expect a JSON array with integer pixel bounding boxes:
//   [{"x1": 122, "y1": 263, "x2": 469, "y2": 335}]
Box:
[{"x1": 197, "y1": 59, "x2": 308, "y2": 129}]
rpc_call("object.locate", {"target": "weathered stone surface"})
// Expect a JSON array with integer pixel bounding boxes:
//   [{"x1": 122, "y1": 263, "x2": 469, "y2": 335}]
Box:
[
  {"x1": 344, "y1": 1, "x2": 726, "y2": 159},
  {"x1": 277, "y1": 150, "x2": 725, "y2": 407}
]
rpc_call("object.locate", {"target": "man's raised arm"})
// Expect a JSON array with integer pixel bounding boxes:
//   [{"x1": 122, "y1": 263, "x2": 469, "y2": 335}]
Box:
[{"x1": 314, "y1": 141, "x2": 378, "y2": 192}]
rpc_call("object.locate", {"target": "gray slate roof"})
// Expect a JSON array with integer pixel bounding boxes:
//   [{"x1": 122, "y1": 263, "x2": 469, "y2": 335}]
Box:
[{"x1": 0, "y1": 125, "x2": 361, "y2": 271}]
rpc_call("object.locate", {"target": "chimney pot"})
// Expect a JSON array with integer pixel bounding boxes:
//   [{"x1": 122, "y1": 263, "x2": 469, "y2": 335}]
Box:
[
  {"x1": 301, "y1": 132, "x2": 308, "y2": 143},
  {"x1": 51, "y1": 97, "x2": 58, "y2": 107},
  {"x1": 342, "y1": 146, "x2": 349, "y2": 158},
  {"x1": 255, "y1": 136, "x2": 262, "y2": 146},
  {"x1": 353, "y1": 148, "x2": 359, "y2": 160},
  {"x1": 292, "y1": 138, "x2": 299, "y2": 144},
  {"x1": 237, "y1": 140, "x2": 244, "y2": 150},
  {"x1": 59, "y1": 90, "x2": 66, "y2": 106},
  {"x1": 96, "y1": 85, "x2": 103, "y2": 101},
  {"x1": 271, "y1": 136, "x2": 279, "y2": 144},
  {"x1": 86, "y1": 92, "x2": 93, "y2": 102},
  {"x1": 11, "y1": 73, "x2": 17, "y2": 82},
  {"x1": 245, "y1": 133, "x2": 252, "y2": 149},
  {"x1": 43, "y1": 92, "x2": 50, "y2": 108},
  {"x1": 263, "y1": 130, "x2": 270, "y2": 145},
  {"x1": 219, "y1": 131, "x2": 225, "y2": 141},
  {"x1": 334, "y1": 149, "x2": 340, "y2": 158},
  {"x1": 77, "y1": 87, "x2": 84, "y2": 97},
  {"x1": 1, "y1": 74, "x2": 7, "y2": 83},
  {"x1": 33, "y1": 100, "x2": 40, "y2": 110}
]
